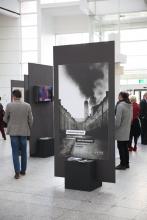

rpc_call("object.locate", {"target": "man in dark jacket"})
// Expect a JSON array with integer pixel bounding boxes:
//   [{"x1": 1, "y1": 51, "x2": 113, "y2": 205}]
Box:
[{"x1": 140, "y1": 92, "x2": 147, "y2": 145}]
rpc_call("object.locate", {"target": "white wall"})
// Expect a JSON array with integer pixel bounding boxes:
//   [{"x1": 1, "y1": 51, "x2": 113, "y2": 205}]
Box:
[
  {"x1": 41, "y1": 11, "x2": 89, "y2": 65},
  {"x1": 41, "y1": 11, "x2": 55, "y2": 65},
  {"x1": 115, "y1": 70, "x2": 120, "y2": 103},
  {"x1": 0, "y1": 14, "x2": 21, "y2": 107},
  {"x1": 54, "y1": 15, "x2": 89, "y2": 34}
]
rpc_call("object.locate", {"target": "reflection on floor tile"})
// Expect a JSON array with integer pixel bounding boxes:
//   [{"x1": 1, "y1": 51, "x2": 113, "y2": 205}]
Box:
[
  {"x1": 0, "y1": 137, "x2": 147, "y2": 220},
  {"x1": 134, "y1": 211, "x2": 147, "y2": 220},
  {"x1": 57, "y1": 210, "x2": 130, "y2": 220}
]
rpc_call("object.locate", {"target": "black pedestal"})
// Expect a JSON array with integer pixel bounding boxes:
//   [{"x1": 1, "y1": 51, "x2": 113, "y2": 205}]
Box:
[
  {"x1": 65, "y1": 159, "x2": 102, "y2": 191},
  {"x1": 37, "y1": 137, "x2": 54, "y2": 158}
]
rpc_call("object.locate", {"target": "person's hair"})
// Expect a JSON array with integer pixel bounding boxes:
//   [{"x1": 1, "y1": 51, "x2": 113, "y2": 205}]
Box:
[
  {"x1": 129, "y1": 95, "x2": 136, "y2": 103},
  {"x1": 119, "y1": 91, "x2": 131, "y2": 103},
  {"x1": 143, "y1": 92, "x2": 147, "y2": 98},
  {"x1": 12, "y1": 89, "x2": 22, "y2": 98}
]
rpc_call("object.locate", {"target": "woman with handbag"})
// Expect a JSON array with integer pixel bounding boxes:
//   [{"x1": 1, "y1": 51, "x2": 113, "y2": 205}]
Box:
[
  {"x1": 128, "y1": 95, "x2": 141, "y2": 152},
  {"x1": 115, "y1": 92, "x2": 132, "y2": 170}
]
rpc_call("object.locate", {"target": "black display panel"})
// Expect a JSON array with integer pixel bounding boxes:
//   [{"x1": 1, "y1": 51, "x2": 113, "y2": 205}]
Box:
[{"x1": 54, "y1": 42, "x2": 115, "y2": 183}]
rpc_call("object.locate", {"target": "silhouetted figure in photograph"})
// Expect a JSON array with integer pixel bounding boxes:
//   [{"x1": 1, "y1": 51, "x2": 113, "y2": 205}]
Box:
[
  {"x1": 3, "y1": 90, "x2": 33, "y2": 179},
  {"x1": 140, "y1": 92, "x2": 147, "y2": 145}
]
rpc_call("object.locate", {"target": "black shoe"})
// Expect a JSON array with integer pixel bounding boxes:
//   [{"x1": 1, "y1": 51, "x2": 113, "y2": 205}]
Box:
[
  {"x1": 14, "y1": 172, "x2": 20, "y2": 179},
  {"x1": 20, "y1": 171, "x2": 26, "y2": 175},
  {"x1": 126, "y1": 164, "x2": 130, "y2": 168},
  {"x1": 141, "y1": 142, "x2": 147, "y2": 145},
  {"x1": 115, "y1": 164, "x2": 126, "y2": 170}
]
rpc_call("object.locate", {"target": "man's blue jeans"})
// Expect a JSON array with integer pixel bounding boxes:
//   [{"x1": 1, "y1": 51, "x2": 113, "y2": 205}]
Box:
[{"x1": 10, "y1": 136, "x2": 27, "y2": 173}]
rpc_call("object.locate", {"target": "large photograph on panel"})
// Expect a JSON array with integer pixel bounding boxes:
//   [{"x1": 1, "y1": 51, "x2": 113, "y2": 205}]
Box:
[{"x1": 59, "y1": 62, "x2": 109, "y2": 160}]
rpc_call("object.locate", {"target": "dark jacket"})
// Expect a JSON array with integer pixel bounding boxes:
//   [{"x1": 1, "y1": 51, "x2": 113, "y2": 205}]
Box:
[
  {"x1": 132, "y1": 102, "x2": 140, "y2": 122},
  {"x1": 140, "y1": 99, "x2": 147, "y2": 120},
  {"x1": 0, "y1": 104, "x2": 5, "y2": 128}
]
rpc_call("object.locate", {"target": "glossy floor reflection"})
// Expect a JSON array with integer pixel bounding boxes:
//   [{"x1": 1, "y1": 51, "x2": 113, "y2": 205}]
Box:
[{"x1": 0, "y1": 137, "x2": 147, "y2": 220}]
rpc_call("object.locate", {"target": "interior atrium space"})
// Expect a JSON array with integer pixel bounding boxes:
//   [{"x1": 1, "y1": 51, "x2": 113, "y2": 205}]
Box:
[{"x1": 0, "y1": 0, "x2": 147, "y2": 220}]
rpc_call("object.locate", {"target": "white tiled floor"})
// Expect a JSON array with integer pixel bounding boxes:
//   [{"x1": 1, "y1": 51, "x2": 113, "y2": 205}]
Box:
[{"x1": 0, "y1": 137, "x2": 147, "y2": 220}]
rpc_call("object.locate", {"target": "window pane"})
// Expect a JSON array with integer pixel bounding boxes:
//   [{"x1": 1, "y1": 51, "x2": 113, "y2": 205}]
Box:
[
  {"x1": 124, "y1": 69, "x2": 147, "y2": 75},
  {"x1": 21, "y1": 1, "x2": 37, "y2": 14},
  {"x1": 120, "y1": 79, "x2": 127, "y2": 85},
  {"x1": 22, "y1": 63, "x2": 28, "y2": 75},
  {"x1": 123, "y1": 56, "x2": 147, "y2": 70},
  {"x1": 127, "y1": 79, "x2": 139, "y2": 84},
  {"x1": 21, "y1": 14, "x2": 37, "y2": 26},
  {"x1": 22, "y1": 51, "x2": 38, "y2": 63},
  {"x1": 121, "y1": 42, "x2": 147, "y2": 56},
  {"x1": 93, "y1": 32, "x2": 100, "y2": 42},
  {"x1": 104, "y1": 31, "x2": 118, "y2": 41},
  {"x1": 121, "y1": 29, "x2": 147, "y2": 41},
  {"x1": 22, "y1": 27, "x2": 37, "y2": 38},
  {"x1": 22, "y1": 39, "x2": 38, "y2": 51}
]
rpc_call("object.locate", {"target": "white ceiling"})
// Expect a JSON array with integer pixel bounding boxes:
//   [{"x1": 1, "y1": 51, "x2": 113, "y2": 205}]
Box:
[
  {"x1": 95, "y1": 11, "x2": 147, "y2": 25},
  {"x1": 41, "y1": 0, "x2": 147, "y2": 16},
  {"x1": 41, "y1": 0, "x2": 147, "y2": 26},
  {"x1": 94, "y1": 0, "x2": 147, "y2": 15},
  {"x1": 41, "y1": 2, "x2": 82, "y2": 16}
]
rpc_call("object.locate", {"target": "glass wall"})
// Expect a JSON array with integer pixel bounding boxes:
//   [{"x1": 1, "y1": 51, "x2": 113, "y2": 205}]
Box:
[
  {"x1": 103, "y1": 28, "x2": 147, "y2": 85},
  {"x1": 20, "y1": 0, "x2": 147, "y2": 85},
  {"x1": 120, "y1": 28, "x2": 147, "y2": 71},
  {"x1": 21, "y1": 0, "x2": 38, "y2": 75},
  {"x1": 56, "y1": 28, "x2": 147, "y2": 77}
]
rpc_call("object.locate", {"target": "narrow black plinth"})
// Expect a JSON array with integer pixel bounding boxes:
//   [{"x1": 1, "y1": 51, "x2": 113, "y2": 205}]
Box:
[
  {"x1": 37, "y1": 137, "x2": 54, "y2": 158},
  {"x1": 65, "y1": 159, "x2": 102, "y2": 191}
]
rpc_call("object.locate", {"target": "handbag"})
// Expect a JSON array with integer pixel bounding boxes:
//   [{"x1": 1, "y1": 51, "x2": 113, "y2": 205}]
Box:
[{"x1": 3, "y1": 121, "x2": 7, "y2": 128}]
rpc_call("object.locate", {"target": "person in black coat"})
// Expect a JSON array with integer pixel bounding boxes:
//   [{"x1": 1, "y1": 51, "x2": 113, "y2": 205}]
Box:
[
  {"x1": 140, "y1": 92, "x2": 147, "y2": 145},
  {"x1": 0, "y1": 97, "x2": 6, "y2": 140}
]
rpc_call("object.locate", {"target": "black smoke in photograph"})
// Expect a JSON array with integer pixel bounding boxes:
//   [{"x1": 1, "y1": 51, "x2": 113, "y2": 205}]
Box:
[{"x1": 65, "y1": 63, "x2": 106, "y2": 105}]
